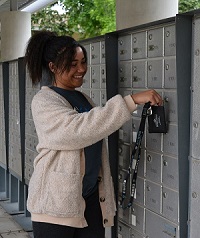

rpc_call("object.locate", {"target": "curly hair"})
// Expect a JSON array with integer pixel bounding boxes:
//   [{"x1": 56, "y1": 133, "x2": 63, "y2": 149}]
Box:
[{"x1": 25, "y1": 30, "x2": 87, "y2": 85}]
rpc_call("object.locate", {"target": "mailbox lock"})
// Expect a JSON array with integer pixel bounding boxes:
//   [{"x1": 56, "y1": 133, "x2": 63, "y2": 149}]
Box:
[
  {"x1": 120, "y1": 77, "x2": 125, "y2": 82},
  {"x1": 192, "y1": 192, "x2": 198, "y2": 198},
  {"x1": 118, "y1": 147, "x2": 122, "y2": 154},
  {"x1": 147, "y1": 185, "x2": 151, "y2": 191},
  {"x1": 91, "y1": 46, "x2": 94, "y2": 51},
  {"x1": 102, "y1": 53, "x2": 105, "y2": 58},
  {"x1": 147, "y1": 155, "x2": 152, "y2": 162},
  {"x1": 193, "y1": 122, "x2": 198, "y2": 128},
  {"x1": 163, "y1": 160, "x2": 168, "y2": 166},
  {"x1": 118, "y1": 174, "x2": 122, "y2": 180},
  {"x1": 166, "y1": 31, "x2": 170, "y2": 37},
  {"x1": 133, "y1": 76, "x2": 138, "y2": 82},
  {"x1": 119, "y1": 40, "x2": 123, "y2": 45},
  {"x1": 195, "y1": 49, "x2": 200, "y2": 56},
  {"x1": 165, "y1": 64, "x2": 169, "y2": 70},
  {"x1": 120, "y1": 50, "x2": 126, "y2": 55},
  {"x1": 119, "y1": 68, "x2": 123, "y2": 73},
  {"x1": 163, "y1": 192, "x2": 167, "y2": 198},
  {"x1": 101, "y1": 44, "x2": 105, "y2": 49},
  {"x1": 164, "y1": 97, "x2": 169, "y2": 102},
  {"x1": 148, "y1": 34, "x2": 153, "y2": 40},
  {"x1": 133, "y1": 66, "x2": 137, "y2": 72},
  {"x1": 148, "y1": 65, "x2": 152, "y2": 71},
  {"x1": 133, "y1": 37, "x2": 137, "y2": 43},
  {"x1": 133, "y1": 48, "x2": 139, "y2": 53}
]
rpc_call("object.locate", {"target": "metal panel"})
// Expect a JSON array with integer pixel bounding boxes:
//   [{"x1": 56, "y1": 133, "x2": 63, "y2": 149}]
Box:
[
  {"x1": 134, "y1": 177, "x2": 145, "y2": 205},
  {"x1": 132, "y1": 60, "x2": 146, "y2": 88},
  {"x1": 91, "y1": 65, "x2": 100, "y2": 89},
  {"x1": 116, "y1": 18, "x2": 190, "y2": 238},
  {"x1": 162, "y1": 155, "x2": 179, "y2": 190},
  {"x1": 147, "y1": 28, "x2": 164, "y2": 58},
  {"x1": 146, "y1": 131, "x2": 162, "y2": 152},
  {"x1": 119, "y1": 120, "x2": 132, "y2": 144},
  {"x1": 0, "y1": 63, "x2": 6, "y2": 168},
  {"x1": 132, "y1": 31, "x2": 147, "y2": 59},
  {"x1": 130, "y1": 229, "x2": 145, "y2": 238},
  {"x1": 118, "y1": 200, "x2": 130, "y2": 224},
  {"x1": 24, "y1": 69, "x2": 40, "y2": 184},
  {"x1": 188, "y1": 158, "x2": 200, "y2": 238},
  {"x1": 145, "y1": 180, "x2": 161, "y2": 214},
  {"x1": 118, "y1": 35, "x2": 132, "y2": 61},
  {"x1": 83, "y1": 44, "x2": 91, "y2": 65},
  {"x1": 163, "y1": 124, "x2": 178, "y2": 156},
  {"x1": 164, "y1": 58, "x2": 177, "y2": 89},
  {"x1": 119, "y1": 62, "x2": 132, "y2": 88},
  {"x1": 164, "y1": 25, "x2": 176, "y2": 56},
  {"x1": 118, "y1": 144, "x2": 130, "y2": 170},
  {"x1": 164, "y1": 91, "x2": 177, "y2": 122},
  {"x1": 146, "y1": 210, "x2": 179, "y2": 238},
  {"x1": 190, "y1": 17, "x2": 200, "y2": 159},
  {"x1": 101, "y1": 41, "x2": 106, "y2": 64},
  {"x1": 100, "y1": 90, "x2": 107, "y2": 107},
  {"x1": 118, "y1": 221, "x2": 131, "y2": 238},
  {"x1": 131, "y1": 203, "x2": 145, "y2": 234},
  {"x1": 91, "y1": 41, "x2": 101, "y2": 64},
  {"x1": 147, "y1": 59, "x2": 163, "y2": 88},
  {"x1": 82, "y1": 66, "x2": 91, "y2": 88},
  {"x1": 8, "y1": 61, "x2": 22, "y2": 179},
  {"x1": 146, "y1": 151, "x2": 162, "y2": 183},
  {"x1": 100, "y1": 65, "x2": 106, "y2": 89},
  {"x1": 91, "y1": 90, "x2": 100, "y2": 106},
  {"x1": 189, "y1": 16, "x2": 200, "y2": 238},
  {"x1": 162, "y1": 186, "x2": 179, "y2": 222}
]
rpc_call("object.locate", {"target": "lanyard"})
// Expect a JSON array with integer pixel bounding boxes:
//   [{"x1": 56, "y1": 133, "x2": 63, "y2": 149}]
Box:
[{"x1": 120, "y1": 102, "x2": 151, "y2": 209}]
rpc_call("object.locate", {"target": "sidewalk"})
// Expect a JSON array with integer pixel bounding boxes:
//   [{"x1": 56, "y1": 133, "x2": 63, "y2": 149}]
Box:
[{"x1": 0, "y1": 205, "x2": 33, "y2": 238}]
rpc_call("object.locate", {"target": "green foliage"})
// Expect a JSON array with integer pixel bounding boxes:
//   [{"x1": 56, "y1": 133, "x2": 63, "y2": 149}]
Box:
[
  {"x1": 179, "y1": 0, "x2": 200, "y2": 13},
  {"x1": 31, "y1": 6, "x2": 69, "y2": 36},
  {"x1": 31, "y1": 0, "x2": 116, "y2": 39}
]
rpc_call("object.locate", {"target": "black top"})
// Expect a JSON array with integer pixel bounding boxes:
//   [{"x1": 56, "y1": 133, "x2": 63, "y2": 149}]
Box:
[{"x1": 50, "y1": 86, "x2": 102, "y2": 198}]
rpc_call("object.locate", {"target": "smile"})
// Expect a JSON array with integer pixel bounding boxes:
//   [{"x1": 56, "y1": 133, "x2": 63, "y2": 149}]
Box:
[{"x1": 74, "y1": 75, "x2": 83, "y2": 79}]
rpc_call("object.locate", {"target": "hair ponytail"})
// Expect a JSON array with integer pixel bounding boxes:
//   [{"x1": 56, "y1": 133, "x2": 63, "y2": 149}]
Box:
[{"x1": 25, "y1": 31, "x2": 57, "y2": 85}]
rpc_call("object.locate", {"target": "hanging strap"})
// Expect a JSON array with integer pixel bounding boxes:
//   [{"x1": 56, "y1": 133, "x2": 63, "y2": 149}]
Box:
[{"x1": 120, "y1": 102, "x2": 151, "y2": 209}]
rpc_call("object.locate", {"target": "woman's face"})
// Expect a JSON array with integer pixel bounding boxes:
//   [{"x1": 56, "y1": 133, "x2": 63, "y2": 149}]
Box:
[{"x1": 53, "y1": 46, "x2": 87, "y2": 90}]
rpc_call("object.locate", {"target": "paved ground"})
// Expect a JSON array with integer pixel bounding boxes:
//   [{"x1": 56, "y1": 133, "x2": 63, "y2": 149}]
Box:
[{"x1": 0, "y1": 205, "x2": 33, "y2": 238}]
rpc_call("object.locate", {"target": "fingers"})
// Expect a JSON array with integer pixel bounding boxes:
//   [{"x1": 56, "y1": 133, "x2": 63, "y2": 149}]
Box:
[
  {"x1": 148, "y1": 90, "x2": 162, "y2": 106},
  {"x1": 131, "y1": 89, "x2": 162, "y2": 106}
]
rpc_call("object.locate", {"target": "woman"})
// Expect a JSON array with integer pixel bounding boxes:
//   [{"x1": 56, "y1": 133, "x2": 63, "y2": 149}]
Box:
[{"x1": 25, "y1": 30, "x2": 162, "y2": 238}]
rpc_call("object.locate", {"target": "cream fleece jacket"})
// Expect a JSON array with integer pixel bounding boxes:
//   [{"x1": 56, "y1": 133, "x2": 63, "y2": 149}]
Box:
[{"x1": 27, "y1": 86, "x2": 136, "y2": 228}]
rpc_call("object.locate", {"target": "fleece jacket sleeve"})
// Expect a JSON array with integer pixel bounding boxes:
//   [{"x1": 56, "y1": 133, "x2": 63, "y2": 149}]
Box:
[{"x1": 32, "y1": 87, "x2": 136, "y2": 151}]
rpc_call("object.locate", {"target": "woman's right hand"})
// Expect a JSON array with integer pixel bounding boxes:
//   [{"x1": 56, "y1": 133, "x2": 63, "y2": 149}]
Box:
[{"x1": 131, "y1": 89, "x2": 162, "y2": 106}]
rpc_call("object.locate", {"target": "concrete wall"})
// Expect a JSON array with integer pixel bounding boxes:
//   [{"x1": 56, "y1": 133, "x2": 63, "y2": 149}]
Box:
[
  {"x1": 0, "y1": 11, "x2": 31, "y2": 62},
  {"x1": 116, "y1": 0, "x2": 179, "y2": 30}
]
